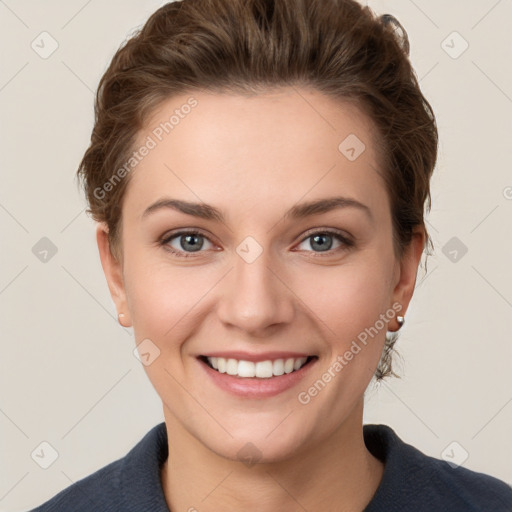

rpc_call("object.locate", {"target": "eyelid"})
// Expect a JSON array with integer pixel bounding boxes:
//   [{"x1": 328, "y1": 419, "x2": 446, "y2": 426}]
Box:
[
  {"x1": 298, "y1": 227, "x2": 353, "y2": 244},
  {"x1": 293, "y1": 228, "x2": 354, "y2": 255},
  {"x1": 160, "y1": 228, "x2": 218, "y2": 258},
  {"x1": 160, "y1": 228, "x2": 213, "y2": 245}
]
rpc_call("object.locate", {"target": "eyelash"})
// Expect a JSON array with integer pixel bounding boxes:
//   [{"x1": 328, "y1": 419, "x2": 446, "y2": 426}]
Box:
[{"x1": 159, "y1": 228, "x2": 354, "y2": 258}]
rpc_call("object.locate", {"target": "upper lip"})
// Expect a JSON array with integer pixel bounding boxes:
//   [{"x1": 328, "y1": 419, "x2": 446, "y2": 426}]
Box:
[{"x1": 199, "y1": 351, "x2": 314, "y2": 363}]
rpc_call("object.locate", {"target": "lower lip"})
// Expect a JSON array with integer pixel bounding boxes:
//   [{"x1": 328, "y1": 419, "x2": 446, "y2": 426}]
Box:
[{"x1": 198, "y1": 357, "x2": 317, "y2": 398}]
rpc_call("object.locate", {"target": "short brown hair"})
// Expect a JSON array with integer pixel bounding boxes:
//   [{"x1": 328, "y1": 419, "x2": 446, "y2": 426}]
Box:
[{"x1": 77, "y1": 0, "x2": 438, "y2": 380}]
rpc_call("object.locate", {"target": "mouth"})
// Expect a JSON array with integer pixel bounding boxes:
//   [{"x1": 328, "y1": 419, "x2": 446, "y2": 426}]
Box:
[{"x1": 198, "y1": 355, "x2": 317, "y2": 378}]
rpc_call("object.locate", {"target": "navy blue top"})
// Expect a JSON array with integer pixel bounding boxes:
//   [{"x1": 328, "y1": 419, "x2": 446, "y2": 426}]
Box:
[{"x1": 28, "y1": 422, "x2": 512, "y2": 511}]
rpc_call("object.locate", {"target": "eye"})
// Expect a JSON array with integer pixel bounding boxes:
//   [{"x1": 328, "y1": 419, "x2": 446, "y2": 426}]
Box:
[
  {"x1": 161, "y1": 230, "x2": 215, "y2": 257},
  {"x1": 295, "y1": 229, "x2": 353, "y2": 255},
  {"x1": 160, "y1": 228, "x2": 354, "y2": 258}
]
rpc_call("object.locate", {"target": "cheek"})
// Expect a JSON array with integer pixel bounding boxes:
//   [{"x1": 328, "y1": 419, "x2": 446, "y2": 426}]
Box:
[
  {"x1": 291, "y1": 258, "x2": 393, "y2": 399},
  {"x1": 295, "y1": 259, "x2": 392, "y2": 341},
  {"x1": 123, "y1": 244, "x2": 228, "y2": 369},
  {"x1": 123, "y1": 256, "x2": 207, "y2": 403},
  {"x1": 126, "y1": 262, "x2": 206, "y2": 340}
]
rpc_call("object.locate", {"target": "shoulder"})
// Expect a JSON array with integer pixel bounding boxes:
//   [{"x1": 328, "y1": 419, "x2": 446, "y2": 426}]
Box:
[
  {"x1": 27, "y1": 423, "x2": 169, "y2": 512},
  {"x1": 414, "y1": 449, "x2": 512, "y2": 511},
  {"x1": 363, "y1": 424, "x2": 512, "y2": 512},
  {"x1": 28, "y1": 458, "x2": 124, "y2": 512}
]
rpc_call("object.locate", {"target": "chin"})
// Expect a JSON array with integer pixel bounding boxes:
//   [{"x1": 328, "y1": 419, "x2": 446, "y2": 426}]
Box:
[
  {"x1": 195, "y1": 415, "x2": 317, "y2": 465},
  {"x1": 216, "y1": 434, "x2": 308, "y2": 465}
]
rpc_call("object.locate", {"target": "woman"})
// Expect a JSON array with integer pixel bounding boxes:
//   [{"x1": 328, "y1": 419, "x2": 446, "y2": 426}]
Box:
[{"x1": 29, "y1": 0, "x2": 512, "y2": 510}]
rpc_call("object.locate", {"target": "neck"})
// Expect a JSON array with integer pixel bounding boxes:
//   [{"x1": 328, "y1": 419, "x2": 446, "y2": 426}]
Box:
[{"x1": 160, "y1": 400, "x2": 384, "y2": 512}]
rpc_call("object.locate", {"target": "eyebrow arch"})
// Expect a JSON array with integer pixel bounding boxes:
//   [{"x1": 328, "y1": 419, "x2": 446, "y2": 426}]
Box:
[
  {"x1": 141, "y1": 196, "x2": 372, "y2": 223},
  {"x1": 285, "y1": 196, "x2": 372, "y2": 222}
]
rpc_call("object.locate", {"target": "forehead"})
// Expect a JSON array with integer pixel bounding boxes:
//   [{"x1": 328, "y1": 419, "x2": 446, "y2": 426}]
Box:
[{"x1": 124, "y1": 87, "x2": 387, "y2": 221}]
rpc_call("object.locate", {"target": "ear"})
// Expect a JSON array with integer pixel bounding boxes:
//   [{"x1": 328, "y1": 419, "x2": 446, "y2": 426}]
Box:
[
  {"x1": 96, "y1": 223, "x2": 132, "y2": 327},
  {"x1": 389, "y1": 227, "x2": 425, "y2": 330}
]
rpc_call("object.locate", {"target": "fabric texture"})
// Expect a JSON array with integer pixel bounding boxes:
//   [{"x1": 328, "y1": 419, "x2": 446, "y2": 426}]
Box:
[{"x1": 28, "y1": 422, "x2": 512, "y2": 511}]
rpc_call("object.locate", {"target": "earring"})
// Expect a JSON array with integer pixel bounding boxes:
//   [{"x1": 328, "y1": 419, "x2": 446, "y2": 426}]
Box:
[
  {"x1": 385, "y1": 315, "x2": 405, "y2": 341},
  {"x1": 118, "y1": 313, "x2": 127, "y2": 326}
]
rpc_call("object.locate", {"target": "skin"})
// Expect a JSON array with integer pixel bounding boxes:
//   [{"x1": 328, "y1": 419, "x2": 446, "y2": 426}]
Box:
[{"x1": 97, "y1": 87, "x2": 424, "y2": 511}]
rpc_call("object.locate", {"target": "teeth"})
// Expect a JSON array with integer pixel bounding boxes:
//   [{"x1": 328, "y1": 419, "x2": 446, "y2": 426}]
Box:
[
  {"x1": 226, "y1": 358, "x2": 238, "y2": 375},
  {"x1": 205, "y1": 356, "x2": 309, "y2": 378},
  {"x1": 284, "y1": 358, "x2": 295, "y2": 374},
  {"x1": 238, "y1": 360, "x2": 256, "y2": 378},
  {"x1": 293, "y1": 358, "x2": 304, "y2": 371},
  {"x1": 273, "y1": 359, "x2": 284, "y2": 376},
  {"x1": 255, "y1": 361, "x2": 273, "y2": 378}
]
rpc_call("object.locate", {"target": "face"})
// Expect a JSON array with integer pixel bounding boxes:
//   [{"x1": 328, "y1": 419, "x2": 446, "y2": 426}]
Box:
[{"x1": 98, "y1": 87, "x2": 423, "y2": 463}]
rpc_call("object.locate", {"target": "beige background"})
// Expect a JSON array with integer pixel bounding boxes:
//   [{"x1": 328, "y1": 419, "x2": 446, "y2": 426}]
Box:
[{"x1": 1, "y1": 0, "x2": 511, "y2": 510}]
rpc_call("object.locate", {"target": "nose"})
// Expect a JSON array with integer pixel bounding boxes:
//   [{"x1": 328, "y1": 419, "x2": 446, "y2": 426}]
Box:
[{"x1": 216, "y1": 248, "x2": 295, "y2": 337}]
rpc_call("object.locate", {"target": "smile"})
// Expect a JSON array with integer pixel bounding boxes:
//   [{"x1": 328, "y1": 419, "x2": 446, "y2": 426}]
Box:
[{"x1": 200, "y1": 355, "x2": 316, "y2": 378}]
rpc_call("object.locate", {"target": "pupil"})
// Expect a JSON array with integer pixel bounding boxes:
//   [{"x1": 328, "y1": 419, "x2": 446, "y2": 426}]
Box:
[
  {"x1": 182, "y1": 234, "x2": 203, "y2": 252},
  {"x1": 312, "y1": 234, "x2": 332, "y2": 252}
]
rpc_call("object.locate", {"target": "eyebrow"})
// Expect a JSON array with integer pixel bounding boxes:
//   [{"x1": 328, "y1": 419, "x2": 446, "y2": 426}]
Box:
[{"x1": 141, "y1": 196, "x2": 373, "y2": 223}]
